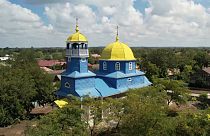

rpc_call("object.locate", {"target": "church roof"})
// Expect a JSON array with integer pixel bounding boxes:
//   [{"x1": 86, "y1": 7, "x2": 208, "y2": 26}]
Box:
[
  {"x1": 203, "y1": 67, "x2": 210, "y2": 74},
  {"x1": 54, "y1": 99, "x2": 68, "y2": 108},
  {"x1": 62, "y1": 70, "x2": 96, "y2": 78},
  {"x1": 57, "y1": 75, "x2": 152, "y2": 98},
  {"x1": 56, "y1": 87, "x2": 101, "y2": 97},
  {"x1": 100, "y1": 27, "x2": 135, "y2": 61},
  {"x1": 67, "y1": 31, "x2": 87, "y2": 42},
  {"x1": 67, "y1": 22, "x2": 88, "y2": 42},
  {"x1": 96, "y1": 70, "x2": 145, "y2": 78}
]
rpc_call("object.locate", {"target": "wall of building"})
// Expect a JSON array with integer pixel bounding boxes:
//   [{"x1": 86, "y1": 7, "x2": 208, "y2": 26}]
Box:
[
  {"x1": 66, "y1": 58, "x2": 88, "y2": 73},
  {"x1": 99, "y1": 60, "x2": 136, "y2": 74},
  {"x1": 60, "y1": 76, "x2": 78, "y2": 96},
  {"x1": 116, "y1": 76, "x2": 145, "y2": 89},
  {"x1": 60, "y1": 76, "x2": 96, "y2": 96},
  {"x1": 98, "y1": 75, "x2": 145, "y2": 89},
  {"x1": 125, "y1": 61, "x2": 136, "y2": 74}
]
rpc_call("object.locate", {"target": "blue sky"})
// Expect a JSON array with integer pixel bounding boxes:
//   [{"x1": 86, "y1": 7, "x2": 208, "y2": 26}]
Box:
[{"x1": 1, "y1": 0, "x2": 210, "y2": 47}]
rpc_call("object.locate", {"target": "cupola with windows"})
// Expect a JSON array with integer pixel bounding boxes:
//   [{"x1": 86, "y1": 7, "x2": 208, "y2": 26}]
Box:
[
  {"x1": 66, "y1": 18, "x2": 89, "y2": 59},
  {"x1": 99, "y1": 26, "x2": 136, "y2": 74},
  {"x1": 65, "y1": 18, "x2": 89, "y2": 73}
]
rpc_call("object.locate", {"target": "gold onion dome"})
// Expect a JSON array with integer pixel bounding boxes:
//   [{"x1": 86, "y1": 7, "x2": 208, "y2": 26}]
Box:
[
  {"x1": 100, "y1": 26, "x2": 135, "y2": 60},
  {"x1": 67, "y1": 19, "x2": 88, "y2": 42}
]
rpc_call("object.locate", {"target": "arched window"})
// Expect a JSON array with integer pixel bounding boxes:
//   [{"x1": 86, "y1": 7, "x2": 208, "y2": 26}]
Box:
[
  {"x1": 129, "y1": 62, "x2": 132, "y2": 70},
  {"x1": 103, "y1": 61, "x2": 107, "y2": 70},
  {"x1": 115, "y1": 62, "x2": 120, "y2": 70}
]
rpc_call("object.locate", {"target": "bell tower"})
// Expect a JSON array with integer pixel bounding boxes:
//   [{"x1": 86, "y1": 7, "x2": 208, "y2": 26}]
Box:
[
  {"x1": 65, "y1": 18, "x2": 89, "y2": 73},
  {"x1": 57, "y1": 19, "x2": 99, "y2": 98}
]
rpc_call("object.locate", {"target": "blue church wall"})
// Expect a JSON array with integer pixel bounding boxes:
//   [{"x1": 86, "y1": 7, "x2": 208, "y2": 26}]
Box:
[
  {"x1": 116, "y1": 76, "x2": 145, "y2": 89},
  {"x1": 60, "y1": 76, "x2": 78, "y2": 96},
  {"x1": 125, "y1": 61, "x2": 136, "y2": 74},
  {"x1": 60, "y1": 76, "x2": 96, "y2": 97},
  {"x1": 99, "y1": 60, "x2": 136, "y2": 74},
  {"x1": 79, "y1": 58, "x2": 88, "y2": 73},
  {"x1": 96, "y1": 75, "x2": 145, "y2": 89},
  {"x1": 66, "y1": 58, "x2": 88, "y2": 73}
]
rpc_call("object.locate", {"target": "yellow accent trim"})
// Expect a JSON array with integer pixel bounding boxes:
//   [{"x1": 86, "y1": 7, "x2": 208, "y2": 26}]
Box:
[
  {"x1": 100, "y1": 41, "x2": 136, "y2": 60},
  {"x1": 54, "y1": 99, "x2": 68, "y2": 108}
]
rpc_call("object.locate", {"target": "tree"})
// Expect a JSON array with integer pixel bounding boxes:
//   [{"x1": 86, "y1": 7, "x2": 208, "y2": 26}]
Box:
[
  {"x1": 11, "y1": 49, "x2": 55, "y2": 107},
  {"x1": 0, "y1": 49, "x2": 54, "y2": 126},
  {"x1": 35, "y1": 51, "x2": 44, "y2": 59},
  {"x1": 82, "y1": 97, "x2": 104, "y2": 136},
  {"x1": 197, "y1": 93, "x2": 209, "y2": 109},
  {"x1": 153, "y1": 78, "x2": 189, "y2": 105},
  {"x1": 142, "y1": 61, "x2": 159, "y2": 81},
  {"x1": 26, "y1": 105, "x2": 88, "y2": 136},
  {"x1": 119, "y1": 87, "x2": 173, "y2": 136},
  {"x1": 194, "y1": 51, "x2": 209, "y2": 68},
  {"x1": 103, "y1": 98, "x2": 124, "y2": 130},
  {"x1": 175, "y1": 111, "x2": 210, "y2": 136},
  {"x1": 0, "y1": 65, "x2": 36, "y2": 126},
  {"x1": 180, "y1": 65, "x2": 193, "y2": 82},
  {"x1": 52, "y1": 52, "x2": 63, "y2": 60}
]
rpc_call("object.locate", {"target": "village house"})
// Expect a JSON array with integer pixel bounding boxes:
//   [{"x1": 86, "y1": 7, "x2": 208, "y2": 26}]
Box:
[
  {"x1": 190, "y1": 67, "x2": 210, "y2": 87},
  {"x1": 0, "y1": 54, "x2": 10, "y2": 61}
]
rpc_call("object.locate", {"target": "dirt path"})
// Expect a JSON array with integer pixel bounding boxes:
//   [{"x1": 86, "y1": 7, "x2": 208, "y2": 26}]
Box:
[{"x1": 0, "y1": 120, "x2": 31, "y2": 136}]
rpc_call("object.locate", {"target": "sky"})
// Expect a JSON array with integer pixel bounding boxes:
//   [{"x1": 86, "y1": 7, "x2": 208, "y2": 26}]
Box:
[{"x1": 0, "y1": 0, "x2": 210, "y2": 48}]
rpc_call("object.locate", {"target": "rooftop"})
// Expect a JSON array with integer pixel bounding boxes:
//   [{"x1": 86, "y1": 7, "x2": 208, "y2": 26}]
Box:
[
  {"x1": 203, "y1": 67, "x2": 210, "y2": 74},
  {"x1": 37, "y1": 60, "x2": 66, "y2": 67}
]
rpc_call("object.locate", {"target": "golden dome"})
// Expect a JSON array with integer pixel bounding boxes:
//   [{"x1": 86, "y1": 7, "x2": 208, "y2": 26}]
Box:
[
  {"x1": 100, "y1": 32, "x2": 135, "y2": 60},
  {"x1": 67, "y1": 23, "x2": 88, "y2": 42}
]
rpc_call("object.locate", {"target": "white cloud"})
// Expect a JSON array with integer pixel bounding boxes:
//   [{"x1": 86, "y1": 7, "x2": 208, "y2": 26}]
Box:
[
  {"x1": 0, "y1": 0, "x2": 64, "y2": 47},
  {"x1": 102, "y1": 6, "x2": 116, "y2": 16},
  {"x1": 143, "y1": 0, "x2": 210, "y2": 46},
  {"x1": 43, "y1": 0, "x2": 145, "y2": 46},
  {"x1": 0, "y1": 0, "x2": 42, "y2": 34},
  {"x1": 44, "y1": 2, "x2": 96, "y2": 33},
  {"x1": 207, "y1": 8, "x2": 210, "y2": 13},
  {"x1": 0, "y1": 0, "x2": 210, "y2": 47}
]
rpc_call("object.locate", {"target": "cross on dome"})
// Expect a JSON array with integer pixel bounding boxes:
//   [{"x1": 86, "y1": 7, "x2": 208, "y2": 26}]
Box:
[
  {"x1": 75, "y1": 17, "x2": 79, "y2": 32},
  {"x1": 67, "y1": 17, "x2": 88, "y2": 42},
  {"x1": 116, "y1": 25, "x2": 119, "y2": 42}
]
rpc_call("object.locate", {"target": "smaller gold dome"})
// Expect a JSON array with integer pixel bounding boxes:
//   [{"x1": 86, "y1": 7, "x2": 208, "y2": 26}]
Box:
[{"x1": 67, "y1": 23, "x2": 88, "y2": 42}]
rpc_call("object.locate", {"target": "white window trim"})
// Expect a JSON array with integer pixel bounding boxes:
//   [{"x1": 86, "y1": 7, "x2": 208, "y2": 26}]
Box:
[
  {"x1": 129, "y1": 62, "x2": 132, "y2": 70},
  {"x1": 103, "y1": 61, "x2": 107, "y2": 70},
  {"x1": 65, "y1": 82, "x2": 70, "y2": 88},
  {"x1": 115, "y1": 62, "x2": 120, "y2": 70}
]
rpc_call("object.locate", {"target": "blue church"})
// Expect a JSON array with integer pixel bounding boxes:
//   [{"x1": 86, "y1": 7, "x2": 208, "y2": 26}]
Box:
[{"x1": 57, "y1": 23, "x2": 151, "y2": 98}]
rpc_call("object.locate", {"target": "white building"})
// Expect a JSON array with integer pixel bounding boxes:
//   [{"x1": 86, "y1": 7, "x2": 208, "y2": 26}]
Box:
[{"x1": 0, "y1": 54, "x2": 10, "y2": 61}]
